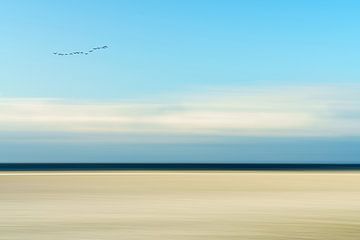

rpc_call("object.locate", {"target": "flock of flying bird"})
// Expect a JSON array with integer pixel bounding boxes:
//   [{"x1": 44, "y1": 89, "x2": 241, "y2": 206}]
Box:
[{"x1": 53, "y1": 45, "x2": 109, "y2": 56}]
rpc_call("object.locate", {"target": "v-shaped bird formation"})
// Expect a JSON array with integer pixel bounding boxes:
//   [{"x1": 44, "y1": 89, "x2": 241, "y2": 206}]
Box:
[{"x1": 53, "y1": 45, "x2": 109, "y2": 56}]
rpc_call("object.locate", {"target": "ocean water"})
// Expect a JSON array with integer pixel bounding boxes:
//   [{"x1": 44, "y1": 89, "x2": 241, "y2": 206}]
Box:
[{"x1": 1, "y1": 171, "x2": 360, "y2": 239}]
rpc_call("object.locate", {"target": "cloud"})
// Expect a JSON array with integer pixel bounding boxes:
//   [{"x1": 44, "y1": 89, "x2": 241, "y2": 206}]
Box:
[{"x1": 0, "y1": 84, "x2": 359, "y2": 140}]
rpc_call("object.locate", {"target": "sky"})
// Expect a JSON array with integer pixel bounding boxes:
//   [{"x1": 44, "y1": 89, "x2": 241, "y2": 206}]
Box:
[{"x1": 1, "y1": 0, "x2": 360, "y2": 163}]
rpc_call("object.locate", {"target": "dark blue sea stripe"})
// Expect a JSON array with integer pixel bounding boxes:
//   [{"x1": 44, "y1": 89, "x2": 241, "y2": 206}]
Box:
[{"x1": 1, "y1": 163, "x2": 360, "y2": 171}]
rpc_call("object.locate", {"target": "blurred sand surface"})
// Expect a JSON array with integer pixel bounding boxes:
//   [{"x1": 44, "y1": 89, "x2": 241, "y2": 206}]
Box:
[{"x1": 1, "y1": 171, "x2": 360, "y2": 239}]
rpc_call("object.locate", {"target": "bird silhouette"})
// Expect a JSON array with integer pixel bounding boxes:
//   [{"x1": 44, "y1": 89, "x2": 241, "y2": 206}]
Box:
[{"x1": 53, "y1": 45, "x2": 109, "y2": 56}]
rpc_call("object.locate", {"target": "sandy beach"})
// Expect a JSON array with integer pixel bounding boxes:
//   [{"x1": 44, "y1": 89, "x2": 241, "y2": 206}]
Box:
[{"x1": 1, "y1": 171, "x2": 360, "y2": 239}]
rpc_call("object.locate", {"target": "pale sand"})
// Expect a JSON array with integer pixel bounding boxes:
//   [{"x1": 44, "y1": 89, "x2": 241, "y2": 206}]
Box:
[{"x1": 1, "y1": 171, "x2": 360, "y2": 239}]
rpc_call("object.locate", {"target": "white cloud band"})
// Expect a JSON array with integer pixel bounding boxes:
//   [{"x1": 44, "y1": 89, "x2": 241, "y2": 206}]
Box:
[{"x1": 0, "y1": 84, "x2": 359, "y2": 138}]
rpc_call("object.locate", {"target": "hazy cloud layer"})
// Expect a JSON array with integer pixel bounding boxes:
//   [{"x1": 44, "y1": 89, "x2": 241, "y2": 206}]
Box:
[{"x1": 0, "y1": 85, "x2": 359, "y2": 141}]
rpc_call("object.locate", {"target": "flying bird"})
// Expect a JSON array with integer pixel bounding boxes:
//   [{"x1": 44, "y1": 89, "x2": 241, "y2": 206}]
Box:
[{"x1": 53, "y1": 45, "x2": 109, "y2": 56}]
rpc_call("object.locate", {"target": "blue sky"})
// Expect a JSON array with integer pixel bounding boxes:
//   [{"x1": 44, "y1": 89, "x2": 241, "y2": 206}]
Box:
[
  {"x1": 2, "y1": 0, "x2": 360, "y2": 98},
  {"x1": 1, "y1": 1, "x2": 360, "y2": 162}
]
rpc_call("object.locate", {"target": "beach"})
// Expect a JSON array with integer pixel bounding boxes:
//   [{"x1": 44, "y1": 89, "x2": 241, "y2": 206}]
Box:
[{"x1": 1, "y1": 171, "x2": 360, "y2": 239}]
